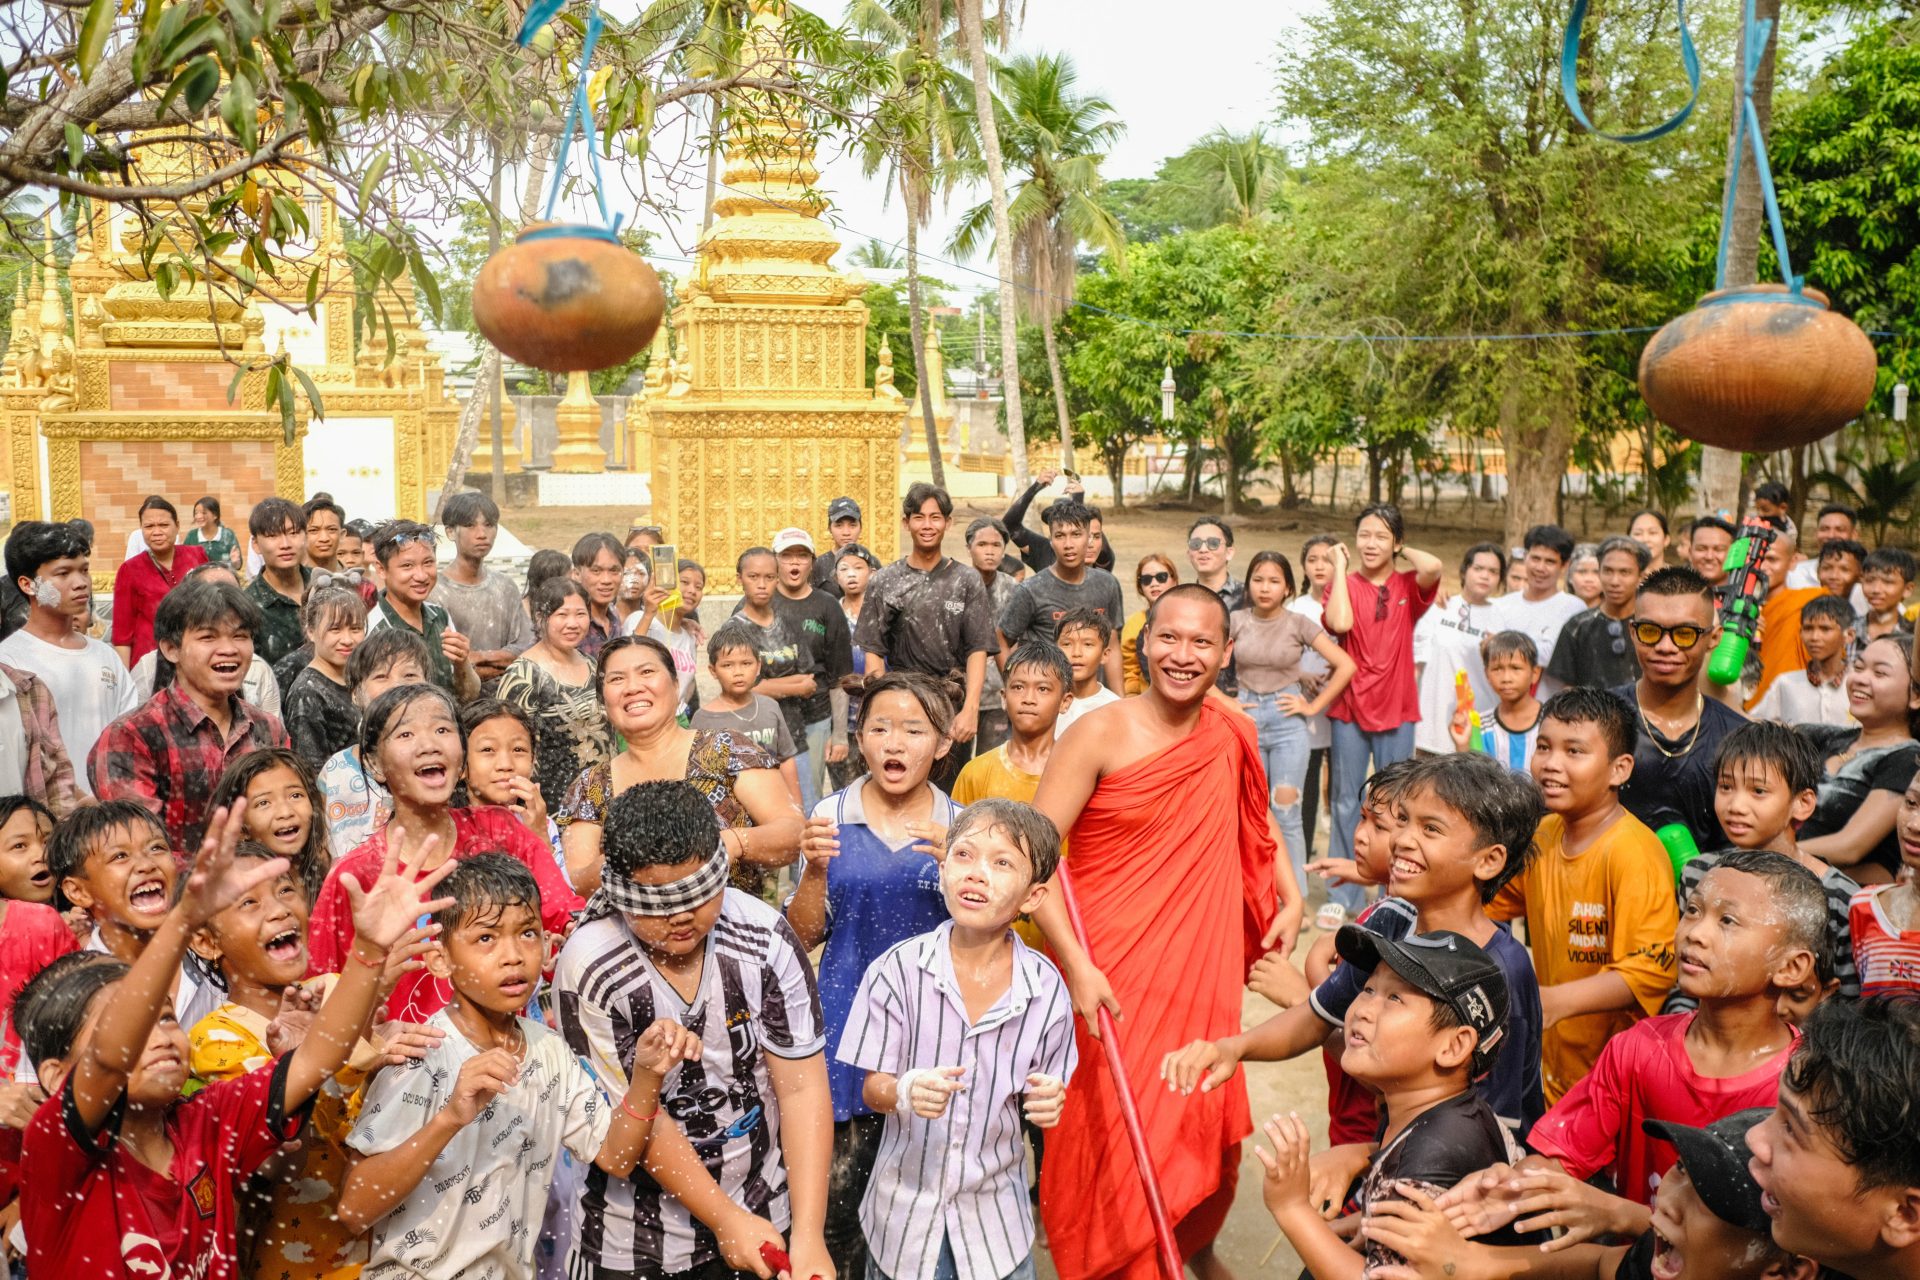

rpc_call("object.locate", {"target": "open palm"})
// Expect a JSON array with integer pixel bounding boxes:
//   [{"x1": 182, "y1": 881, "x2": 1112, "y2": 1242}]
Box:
[
  {"x1": 343, "y1": 830, "x2": 458, "y2": 952},
  {"x1": 181, "y1": 805, "x2": 291, "y2": 927}
]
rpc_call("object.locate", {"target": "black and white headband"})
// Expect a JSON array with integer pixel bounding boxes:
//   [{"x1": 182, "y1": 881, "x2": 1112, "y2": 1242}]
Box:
[{"x1": 590, "y1": 839, "x2": 729, "y2": 918}]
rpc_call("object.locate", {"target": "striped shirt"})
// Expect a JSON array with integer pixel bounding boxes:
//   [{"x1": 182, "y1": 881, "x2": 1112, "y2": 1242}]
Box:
[
  {"x1": 554, "y1": 890, "x2": 825, "y2": 1275},
  {"x1": 1851, "y1": 884, "x2": 1920, "y2": 998},
  {"x1": 838, "y1": 922, "x2": 1077, "y2": 1280}
]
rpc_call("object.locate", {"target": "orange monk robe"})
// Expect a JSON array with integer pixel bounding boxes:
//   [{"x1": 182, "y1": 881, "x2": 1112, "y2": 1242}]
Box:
[
  {"x1": 1747, "y1": 585, "x2": 1825, "y2": 710},
  {"x1": 1038, "y1": 699, "x2": 1279, "y2": 1280}
]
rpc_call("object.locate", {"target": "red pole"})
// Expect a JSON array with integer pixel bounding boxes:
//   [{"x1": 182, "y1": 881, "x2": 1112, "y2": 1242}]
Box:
[{"x1": 1055, "y1": 864, "x2": 1184, "y2": 1280}]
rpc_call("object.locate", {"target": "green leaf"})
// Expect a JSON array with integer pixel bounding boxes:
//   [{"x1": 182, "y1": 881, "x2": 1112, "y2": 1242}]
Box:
[
  {"x1": 407, "y1": 245, "x2": 441, "y2": 322},
  {"x1": 159, "y1": 14, "x2": 219, "y2": 67},
  {"x1": 224, "y1": 0, "x2": 259, "y2": 47},
  {"x1": 227, "y1": 362, "x2": 248, "y2": 405},
  {"x1": 63, "y1": 123, "x2": 84, "y2": 170},
  {"x1": 356, "y1": 152, "x2": 389, "y2": 217},
  {"x1": 291, "y1": 364, "x2": 325, "y2": 423},
  {"x1": 219, "y1": 75, "x2": 257, "y2": 152},
  {"x1": 157, "y1": 56, "x2": 221, "y2": 121},
  {"x1": 78, "y1": 0, "x2": 115, "y2": 83}
]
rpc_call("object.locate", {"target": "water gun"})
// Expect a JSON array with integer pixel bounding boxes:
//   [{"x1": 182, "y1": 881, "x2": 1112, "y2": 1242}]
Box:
[
  {"x1": 1706, "y1": 518, "x2": 1780, "y2": 687},
  {"x1": 1655, "y1": 820, "x2": 1702, "y2": 882},
  {"x1": 760, "y1": 1243, "x2": 818, "y2": 1280},
  {"x1": 1456, "y1": 671, "x2": 1488, "y2": 754},
  {"x1": 1468, "y1": 711, "x2": 1488, "y2": 755}
]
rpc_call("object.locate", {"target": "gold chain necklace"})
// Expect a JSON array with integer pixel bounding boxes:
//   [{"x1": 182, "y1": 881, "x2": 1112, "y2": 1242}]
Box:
[{"x1": 1638, "y1": 694, "x2": 1704, "y2": 759}]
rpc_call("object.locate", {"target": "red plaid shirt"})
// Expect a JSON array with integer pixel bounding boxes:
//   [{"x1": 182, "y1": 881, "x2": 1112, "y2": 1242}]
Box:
[{"x1": 87, "y1": 684, "x2": 289, "y2": 857}]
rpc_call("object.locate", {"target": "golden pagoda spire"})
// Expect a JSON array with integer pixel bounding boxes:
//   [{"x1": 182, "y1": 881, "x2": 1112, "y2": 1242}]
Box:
[{"x1": 3, "y1": 270, "x2": 29, "y2": 384}]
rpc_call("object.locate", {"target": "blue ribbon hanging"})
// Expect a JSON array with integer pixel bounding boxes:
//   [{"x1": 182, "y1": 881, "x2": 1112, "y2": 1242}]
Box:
[
  {"x1": 1559, "y1": 0, "x2": 1700, "y2": 142},
  {"x1": 515, "y1": 0, "x2": 623, "y2": 237}
]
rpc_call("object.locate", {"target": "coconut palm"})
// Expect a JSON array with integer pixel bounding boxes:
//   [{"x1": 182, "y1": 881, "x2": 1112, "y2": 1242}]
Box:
[
  {"x1": 1187, "y1": 125, "x2": 1283, "y2": 226},
  {"x1": 950, "y1": 51, "x2": 1126, "y2": 472}
]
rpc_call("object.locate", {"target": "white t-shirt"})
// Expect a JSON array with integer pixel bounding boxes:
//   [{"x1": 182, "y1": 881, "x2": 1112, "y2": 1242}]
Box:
[
  {"x1": 1785, "y1": 559, "x2": 1867, "y2": 613},
  {"x1": 348, "y1": 1008, "x2": 610, "y2": 1280},
  {"x1": 1411, "y1": 598, "x2": 1499, "y2": 756},
  {"x1": 0, "y1": 629, "x2": 141, "y2": 793},
  {"x1": 1287, "y1": 595, "x2": 1332, "y2": 750},
  {"x1": 1486, "y1": 591, "x2": 1586, "y2": 690},
  {"x1": 1056, "y1": 684, "x2": 1121, "y2": 737}
]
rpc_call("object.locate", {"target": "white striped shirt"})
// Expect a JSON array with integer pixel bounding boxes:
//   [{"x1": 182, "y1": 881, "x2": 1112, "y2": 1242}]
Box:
[
  {"x1": 554, "y1": 889, "x2": 825, "y2": 1276},
  {"x1": 838, "y1": 922, "x2": 1077, "y2": 1280}
]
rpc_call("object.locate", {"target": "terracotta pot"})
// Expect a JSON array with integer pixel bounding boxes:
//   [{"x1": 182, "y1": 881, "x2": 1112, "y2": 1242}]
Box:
[
  {"x1": 472, "y1": 223, "x2": 665, "y2": 373},
  {"x1": 1638, "y1": 283, "x2": 1877, "y2": 451}
]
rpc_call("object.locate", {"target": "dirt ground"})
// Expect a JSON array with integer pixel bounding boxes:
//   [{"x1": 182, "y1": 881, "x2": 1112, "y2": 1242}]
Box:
[{"x1": 497, "y1": 490, "x2": 1525, "y2": 1279}]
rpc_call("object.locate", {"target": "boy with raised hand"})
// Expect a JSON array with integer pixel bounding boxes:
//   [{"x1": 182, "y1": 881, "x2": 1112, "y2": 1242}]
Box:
[
  {"x1": 339, "y1": 854, "x2": 702, "y2": 1280},
  {"x1": 1494, "y1": 688, "x2": 1677, "y2": 1103},
  {"x1": 1163, "y1": 752, "x2": 1548, "y2": 1140},
  {"x1": 840, "y1": 798, "x2": 1076, "y2": 1280},
  {"x1": 1254, "y1": 928, "x2": 1531, "y2": 1280},
  {"x1": 555, "y1": 780, "x2": 833, "y2": 1280},
  {"x1": 1747, "y1": 996, "x2": 1920, "y2": 1280},
  {"x1": 17, "y1": 803, "x2": 452, "y2": 1280}
]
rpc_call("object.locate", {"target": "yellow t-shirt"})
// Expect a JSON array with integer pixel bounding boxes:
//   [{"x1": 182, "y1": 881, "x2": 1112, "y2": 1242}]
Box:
[
  {"x1": 1121, "y1": 610, "x2": 1149, "y2": 696},
  {"x1": 190, "y1": 984, "x2": 369, "y2": 1280},
  {"x1": 952, "y1": 745, "x2": 1049, "y2": 947},
  {"x1": 1489, "y1": 808, "x2": 1678, "y2": 1104}
]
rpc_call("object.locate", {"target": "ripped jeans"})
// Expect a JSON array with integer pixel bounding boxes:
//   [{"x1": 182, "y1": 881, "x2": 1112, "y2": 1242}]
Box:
[{"x1": 1239, "y1": 685, "x2": 1312, "y2": 893}]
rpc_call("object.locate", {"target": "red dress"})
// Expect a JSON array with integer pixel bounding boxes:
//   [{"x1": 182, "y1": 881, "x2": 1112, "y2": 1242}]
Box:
[{"x1": 1038, "y1": 700, "x2": 1279, "y2": 1280}]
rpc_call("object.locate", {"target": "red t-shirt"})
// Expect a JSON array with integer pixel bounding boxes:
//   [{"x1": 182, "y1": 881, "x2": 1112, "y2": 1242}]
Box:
[
  {"x1": 0, "y1": 901, "x2": 79, "y2": 1074},
  {"x1": 306, "y1": 805, "x2": 583, "y2": 1021},
  {"x1": 22, "y1": 1057, "x2": 306, "y2": 1280},
  {"x1": 1526, "y1": 1012, "x2": 1794, "y2": 1204},
  {"x1": 110, "y1": 545, "x2": 209, "y2": 666},
  {"x1": 1330, "y1": 569, "x2": 1436, "y2": 731}
]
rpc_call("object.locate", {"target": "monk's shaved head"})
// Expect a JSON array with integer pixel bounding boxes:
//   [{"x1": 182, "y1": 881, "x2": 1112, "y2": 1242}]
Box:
[{"x1": 1145, "y1": 583, "x2": 1230, "y2": 641}]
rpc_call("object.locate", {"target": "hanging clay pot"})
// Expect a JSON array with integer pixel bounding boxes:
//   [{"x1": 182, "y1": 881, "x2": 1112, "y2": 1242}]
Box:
[
  {"x1": 472, "y1": 223, "x2": 664, "y2": 373},
  {"x1": 1638, "y1": 283, "x2": 1877, "y2": 452}
]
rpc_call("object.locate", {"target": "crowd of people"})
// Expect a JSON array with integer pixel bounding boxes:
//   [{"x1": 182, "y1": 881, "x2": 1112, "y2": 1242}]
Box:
[{"x1": 0, "y1": 471, "x2": 1915, "y2": 1280}]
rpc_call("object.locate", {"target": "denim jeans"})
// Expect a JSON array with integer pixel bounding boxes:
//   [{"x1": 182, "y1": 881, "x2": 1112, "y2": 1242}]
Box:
[
  {"x1": 1239, "y1": 686, "x2": 1313, "y2": 894},
  {"x1": 1328, "y1": 718, "x2": 1417, "y2": 915},
  {"x1": 795, "y1": 717, "x2": 834, "y2": 812}
]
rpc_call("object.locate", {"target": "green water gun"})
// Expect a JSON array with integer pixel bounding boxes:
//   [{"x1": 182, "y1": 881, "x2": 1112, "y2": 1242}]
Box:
[
  {"x1": 1656, "y1": 820, "x2": 1702, "y2": 881},
  {"x1": 1706, "y1": 519, "x2": 1780, "y2": 687}
]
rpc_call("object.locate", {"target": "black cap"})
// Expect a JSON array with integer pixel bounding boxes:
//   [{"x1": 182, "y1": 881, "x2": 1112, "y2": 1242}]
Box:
[
  {"x1": 1334, "y1": 927, "x2": 1509, "y2": 1078},
  {"x1": 1642, "y1": 1109, "x2": 1773, "y2": 1233},
  {"x1": 828, "y1": 497, "x2": 861, "y2": 523},
  {"x1": 839, "y1": 543, "x2": 881, "y2": 571}
]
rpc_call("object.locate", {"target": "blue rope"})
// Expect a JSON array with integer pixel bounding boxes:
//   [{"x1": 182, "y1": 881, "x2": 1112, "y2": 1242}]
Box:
[
  {"x1": 1560, "y1": 0, "x2": 1700, "y2": 142},
  {"x1": 518, "y1": 0, "x2": 621, "y2": 233}
]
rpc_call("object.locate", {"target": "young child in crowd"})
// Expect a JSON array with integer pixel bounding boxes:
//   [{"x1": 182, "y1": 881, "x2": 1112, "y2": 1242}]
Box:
[
  {"x1": 1052, "y1": 608, "x2": 1120, "y2": 737},
  {"x1": 955, "y1": 641, "x2": 1073, "y2": 811},
  {"x1": 787, "y1": 672, "x2": 957, "y2": 1278},
  {"x1": 840, "y1": 797, "x2": 1076, "y2": 1280},
  {"x1": 282, "y1": 583, "x2": 368, "y2": 769},
  {"x1": 1453, "y1": 632, "x2": 1544, "y2": 775},
  {"x1": 555, "y1": 781, "x2": 832, "y2": 1280},
  {"x1": 693, "y1": 623, "x2": 803, "y2": 806},
  {"x1": 316, "y1": 627, "x2": 432, "y2": 859},
  {"x1": 0, "y1": 796, "x2": 77, "y2": 1076},
  {"x1": 461, "y1": 697, "x2": 557, "y2": 856},
  {"x1": 1165, "y1": 753, "x2": 1547, "y2": 1141},
  {"x1": 1510, "y1": 851, "x2": 1820, "y2": 1227},
  {"x1": 1256, "y1": 928, "x2": 1529, "y2": 1280},
  {"x1": 15, "y1": 804, "x2": 449, "y2": 1280},
  {"x1": 1749, "y1": 595, "x2": 1856, "y2": 728},
  {"x1": 1852, "y1": 771, "x2": 1920, "y2": 997},
  {"x1": 1817, "y1": 537, "x2": 1867, "y2": 606},
  {"x1": 1493, "y1": 689, "x2": 1677, "y2": 1104},
  {"x1": 339, "y1": 854, "x2": 701, "y2": 1280},
  {"x1": 210, "y1": 746, "x2": 332, "y2": 903},
  {"x1": 1859, "y1": 547, "x2": 1917, "y2": 641}
]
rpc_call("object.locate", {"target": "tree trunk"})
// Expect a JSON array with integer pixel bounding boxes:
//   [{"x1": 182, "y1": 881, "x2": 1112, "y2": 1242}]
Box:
[
  {"x1": 1699, "y1": 0, "x2": 1782, "y2": 518},
  {"x1": 1041, "y1": 314, "x2": 1073, "y2": 472},
  {"x1": 1105, "y1": 445, "x2": 1125, "y2": 511},
  {"x1": 1279, "y1": 449, "x2": 1298, "y2": 508},
  {"x1": 1789, "y1": 445, "x2": 1808, "y2": 530},
  {"x1": 958, "y1": 0, "x2": 1028, "y2": 490},
  {"x1": 701, "y1": 103, "x2": 723, "y2": 235},
  {"x1": 901, "y1": 177, "x2": 945, "y2": 488},
  {"x1": 1500, "y1": 366, "x2": 1576, "y2": 548}
]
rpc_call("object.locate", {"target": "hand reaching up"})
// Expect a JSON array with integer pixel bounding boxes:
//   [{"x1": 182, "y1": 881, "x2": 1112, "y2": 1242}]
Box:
[
  {"x1": 179, "y1": 805, "x2": 290, "y2": 929},
  {"x1": 342, "y1": 830, "x2": 458, "y2": 954}
]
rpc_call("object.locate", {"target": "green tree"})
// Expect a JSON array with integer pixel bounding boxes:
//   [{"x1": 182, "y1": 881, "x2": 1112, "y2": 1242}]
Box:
[{"x1": 1097, "y1": 127, "x2": 1285, "y2": 242}]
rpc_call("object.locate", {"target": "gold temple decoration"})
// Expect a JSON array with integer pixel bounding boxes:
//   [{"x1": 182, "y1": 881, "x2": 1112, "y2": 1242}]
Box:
[{"x1": 551, "y1": 371, "x2": 608, "y2": 473}]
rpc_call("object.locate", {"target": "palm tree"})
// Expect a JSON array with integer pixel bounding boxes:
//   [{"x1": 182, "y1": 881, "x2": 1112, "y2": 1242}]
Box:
[
  {"x1": 1187, "y1": 125, "x2": 1282, "y2": 226},
  {"x1": 846, "y1": 236, "x2": 905, "y2": 270},
  {"x1": 950, "y1": 52, "x2": 1125, "y2": 473}
]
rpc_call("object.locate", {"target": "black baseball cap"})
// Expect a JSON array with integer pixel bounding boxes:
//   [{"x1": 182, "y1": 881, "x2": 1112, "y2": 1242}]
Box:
[
  {"x1": 1643, "y1": 1108, "x2": 1773, "y2": 1233},
  {"x1": 828, "y1": 497, "x2": 861, "y2": 523},
  {"x1": 1334, "y1": 926, "x2": 1509, "y2": 1077}
]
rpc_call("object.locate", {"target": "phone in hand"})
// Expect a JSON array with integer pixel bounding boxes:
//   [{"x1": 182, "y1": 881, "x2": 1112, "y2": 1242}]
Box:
[{"x1": 650, "y1": 543, "x2": 677, "y2": 584}]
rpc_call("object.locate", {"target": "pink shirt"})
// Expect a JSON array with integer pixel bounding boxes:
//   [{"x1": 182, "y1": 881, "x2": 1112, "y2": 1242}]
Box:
[{"x1": 1329, "y1": 569, "x2": 1435, "y2": 731}]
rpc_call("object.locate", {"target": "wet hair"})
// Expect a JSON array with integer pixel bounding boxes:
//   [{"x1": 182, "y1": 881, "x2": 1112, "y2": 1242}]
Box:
[
  {"x1": 1689, "y1": 515, "x2": 1738, "y2": 541},
  {"x1": 1597, "y1": 535, "x2": 1651, "y2": 573},
  {"x1": 1799, "y1": 594, "x2": 1856, "y2": 631},
  {"x1": 1699, "y1": 849, "x2": 1827, "y2": 962},
  {"x1": 138, "y1": 495, "x2": 179, "y2": 524},
  {"x1": 1638, "y1": 564, "x2": 1716, "y2": 605},
  {"x1": 530, "y1": 578, "x2": 591, "y2": 632},
  {"x1": 604, "y1": 781, "x2": 721, "y2": 880},
  {"x1": 1627, "y1": 508, "x2": 1669, "y2": 535},
  {"x1": 1054, "y1": 606, "x2": 1114, "y2": 648},
  {"x1": 1753, "y1": 480, "x2": 1791, "y2": 507},
  {"x1": 525, "y1": 549, "x2": 571, "y2": 599},
  {"x1": 345, "y1": 627, "x2": 433, "y2": 692},
  {"x1": 1142, "y1": 582, "x2": 1231, "y2": 642},
  {"x1": 302, "y1": 492, "x2": 346, "y2": 527},
  {"x1": 14, "y1": 952, "x2": 128, "y2": 1072},
  {"x1": 432, "y1": 851, "x2": 541, "y2": 935},
  {"x1": 1569, "y1": 544, "x2": 1600, "y2": 572},
  {"x1": 1712, "y1": 721, "x2": 1823, "y2": 799},
  {"x1": 193, "y1": 496, "x2": 222, "y2": 521},
  {"x1": 343, "y1": 518, "x2": 376, "y2": 542},
  {"x1": 1244, "y1": 550, "x2": 1295, "y2": 599},
  {"x1": 460, "y1": 696, "x2": 537, "y2": 746},
  {"x1": 440, "y1": 491, "x2": 500, "y2": 529},
  {"x1": 1399, "y1": 753, "x2": 1544, "y2": 902},
  {"x1": 595, "y1": 635, "x2": 679, "y2": 703},
  {"x1": 301, "y1": 584, "x2": 367, "y2": 641},
  {"x1": 1041, "y1": 499, "x2": 1094, "y2": 534},
  {"x1": 571, "y1": 531, "x2": 624, "y2": 571},
  {"x1": 1782, "y1": 996, "x2": 1920, "y2": 1193},
  {"x1": 1004, "y1": 640, "x2": 1073, "y2": 691},
  {"x1": 1863, "y1": 546, "x2": 1918, "y2": 583},
  {"x1": 209, "y1": 748, "x2": 330, "y2": 901},
  {"x1": 1361, "y1": 758, "x2": 1421, "y2": 811},
  {"x1": 0, "y1": 795, "x2": 53, "y2": 840},
  {"x1": 1354, "y1": 503, "x2": 1405, "y2": 544},
  {"x1": 371, "y1": 520, "x2": 437, "y2": 565},
  {"x1": 903, "y1": 482, "x2": 952, "y2": 519},
  {"x1": 1460, "y1": 542, "x2": 1507, "y2": 577},
  {"x1": 735, "y1": 546, "x2": 776, "y2": 576},
  {"x1": 5, "y1": 520, "x2": 90, "y2": 586},
  {"x1": 966, "y1": 517, "x2": 1010, "y2": 546},
  {"x1": 153, "y1": 578, "x2": 263, "y2": 657},
  {"x1": 705, "y1": 624, "x2": 762, "y2": 667},
  {"x1": 249, "y1": 496, "x2": 304, "y2": 539},
  {"x1": 1522, "y1": 524, "x2": 1575, "y2": 564},
  {"x1": 948, "y1": 798, "x2": 1061, "y2": 885},
  {"x1": 1480, "y1": 630, "x2": 1539, "y2": 669},
  {"x1": 856, "y1": 671, "x2": 955, "y2": 738},
  {"x1": 360, "y1": 682, "x2": 462, "y2": 771},
  {"x1": 1818, "y1": 538, "x2": 1867, "y2": 569},
  {"x1": 1539, "y1": 687, "x2": 1636, "y2": 761},
  {"x1": 47, "y1": 800, "x2": 169, "y2": 911},
  {"x1": 1188, "y1": 516, "x2": 1234, "y2": 545},
  {"x1": 65, "y1": 518, "x2": 93, "y2": 551}
]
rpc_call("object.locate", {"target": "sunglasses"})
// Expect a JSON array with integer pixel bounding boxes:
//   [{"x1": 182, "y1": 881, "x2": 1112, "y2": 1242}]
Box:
[
  {"x1": 311, "y1": 569, "x2": 364, "y2": 591},
  {"x1": 1189, "y1": 537, "x2": 1224, "y2": 552},
  {"x1": 1630, "y1": 619, "x2": 1707, "y2": 650},
  {"x1": 1138, "y1": 571, "x2": 1172, "y2": 588}
]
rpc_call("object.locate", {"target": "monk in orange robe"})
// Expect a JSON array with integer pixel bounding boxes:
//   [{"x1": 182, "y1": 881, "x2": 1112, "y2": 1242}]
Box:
[{"x1": 1034, "y1": 586, "x2": 1302, "y2": 1280}]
